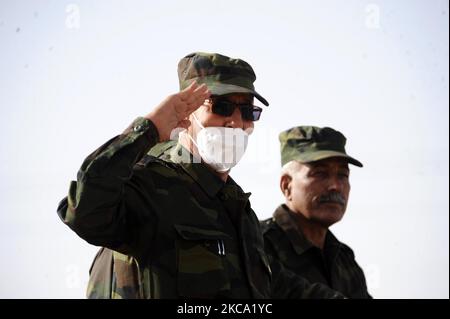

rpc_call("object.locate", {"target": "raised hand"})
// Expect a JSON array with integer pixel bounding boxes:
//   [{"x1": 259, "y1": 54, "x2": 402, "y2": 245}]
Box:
[{"x1": 145, "y1": 82, "x2": 210, "y2": 141}]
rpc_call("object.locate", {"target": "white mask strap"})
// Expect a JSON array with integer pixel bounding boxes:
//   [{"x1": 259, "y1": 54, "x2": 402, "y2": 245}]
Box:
[
  {"x1": 192, "y1": 112, "x2": 205, "y2": 130},
  {"x1": 183, "y1": 128, "x2": 199, "y2": 149},
  {"x1": 179, "y1": 112, "x2": 203, "y2": 148}
]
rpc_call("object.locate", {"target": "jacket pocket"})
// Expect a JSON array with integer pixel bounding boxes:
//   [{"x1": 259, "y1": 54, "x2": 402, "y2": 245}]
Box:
[{"x1": 174, "y1": 224, "x2": 231, "y2": 298}]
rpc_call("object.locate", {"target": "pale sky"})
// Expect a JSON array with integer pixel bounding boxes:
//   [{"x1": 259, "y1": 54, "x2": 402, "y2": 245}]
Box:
[{"x1": 0, "y1": 0, "x2": 448, "y2": 298}]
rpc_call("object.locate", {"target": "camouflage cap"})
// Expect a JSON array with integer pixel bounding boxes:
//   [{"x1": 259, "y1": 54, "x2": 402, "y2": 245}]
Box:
[
  {"x1": 279, "y1": 126, "x2": 363, "y2": 167},
  {"x1": 177, "y1": 52, "x2": 269, "y2": 106}
]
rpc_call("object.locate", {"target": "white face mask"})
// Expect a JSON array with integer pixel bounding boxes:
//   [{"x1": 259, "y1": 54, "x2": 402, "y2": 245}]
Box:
[{"x1": 183, "y1": 113, "x2": 250, "y2": 172}]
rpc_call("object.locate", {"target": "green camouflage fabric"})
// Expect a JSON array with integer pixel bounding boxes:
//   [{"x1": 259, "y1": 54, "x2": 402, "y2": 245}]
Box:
[
  {"x1": 178, "y1": 52, "x2": 269, "y2": 106},
  {"x1": 57, "y1": 117, "x2": 345, "y2": 299},
  {"x1": 279, "y1": 126, "x2": 363, "y2": 167},
  {"x1": 87, "y1": 247, "x2": 142, "y2": 298},
  {"x1": 261, "y1": 205, "x2": 372, "y2": 299}
]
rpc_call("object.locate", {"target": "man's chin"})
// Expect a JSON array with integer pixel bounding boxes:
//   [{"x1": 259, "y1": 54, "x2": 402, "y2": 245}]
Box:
[{"x1": 314, "y1": 210, "x2": 344, "y2": 227}]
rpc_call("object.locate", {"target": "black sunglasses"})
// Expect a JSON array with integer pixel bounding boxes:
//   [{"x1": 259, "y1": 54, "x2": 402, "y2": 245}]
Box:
[{"x1": 208, "y1": 98, "x2": 263, "y2": 121}]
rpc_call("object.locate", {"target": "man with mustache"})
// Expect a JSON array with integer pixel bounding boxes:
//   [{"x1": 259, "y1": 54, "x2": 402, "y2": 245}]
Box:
[{"x1": 261, "y1": 126, "x2": 372, "y2": 298}]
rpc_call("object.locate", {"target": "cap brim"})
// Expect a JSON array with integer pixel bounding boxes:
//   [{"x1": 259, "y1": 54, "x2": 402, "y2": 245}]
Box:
[
  {"x1": 297, "y1": 150, "x2": 363, "y2": 167},
  {"x1": 206, "y1": 82, "x2": 269, "y2": 106}
]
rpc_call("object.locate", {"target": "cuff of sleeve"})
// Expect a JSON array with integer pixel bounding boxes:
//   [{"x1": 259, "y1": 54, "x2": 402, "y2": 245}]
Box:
[{"x1": 125, "y1": 117, "x2": 160, "y2": 145}]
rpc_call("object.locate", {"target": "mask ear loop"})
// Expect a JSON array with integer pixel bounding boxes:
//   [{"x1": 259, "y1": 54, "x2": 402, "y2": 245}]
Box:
[
  {"x1": 191, "y1": 112, "x2": 205, "y2": 129},
  {"x1": 179, "y1": 112, "x2": 203, "y2": 154}
]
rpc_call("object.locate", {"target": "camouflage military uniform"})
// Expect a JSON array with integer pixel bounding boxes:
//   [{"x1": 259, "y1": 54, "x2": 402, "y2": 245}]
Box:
[
  {"x1": 262, "y1": 205, "x2": 371, "y2": 299},
  {"x1": 57, "y1": 118, "x2": 344, "y2": 299}
]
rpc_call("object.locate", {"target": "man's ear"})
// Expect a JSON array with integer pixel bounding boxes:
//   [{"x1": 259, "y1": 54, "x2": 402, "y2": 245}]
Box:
[{"x1": 280, "y1": 174, "x2": 292, "y2": 200}]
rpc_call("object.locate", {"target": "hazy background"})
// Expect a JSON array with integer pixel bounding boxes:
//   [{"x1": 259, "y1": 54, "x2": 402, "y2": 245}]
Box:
[{"x1": 0, "y1": 0, "x2": 448, "y2": 298}]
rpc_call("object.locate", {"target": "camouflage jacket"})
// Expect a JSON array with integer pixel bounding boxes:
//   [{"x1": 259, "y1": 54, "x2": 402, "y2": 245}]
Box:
[
  {"x1": 261, "y1": 204, "x2": 372, "y2": 299},
  {"x1": 57, "y1": 117, "x2": 344, "y2": 299}
]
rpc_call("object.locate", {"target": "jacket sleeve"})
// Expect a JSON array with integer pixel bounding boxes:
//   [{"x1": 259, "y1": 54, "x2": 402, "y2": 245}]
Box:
[{"x1": 57, "y1": 117, "x2": 160, "y2": 259}]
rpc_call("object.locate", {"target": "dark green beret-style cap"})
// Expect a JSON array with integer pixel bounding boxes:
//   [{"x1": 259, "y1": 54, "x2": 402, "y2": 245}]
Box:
[
  {"x1": 279, "y1": 126, "x2": 363, "y2": 167},
  {"x1": 177, "y1": 52, "x2": 269, "y2": 106}
]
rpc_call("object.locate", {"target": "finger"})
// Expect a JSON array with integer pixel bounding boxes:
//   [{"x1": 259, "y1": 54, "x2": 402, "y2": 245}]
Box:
[
  {"x1": 178, "y1": 81, "x2": 198, "y2": 99},
  {"x1": 185, "y1": 86, "x2": 210, "y2": 110},
  {"x1": 185, "y1": 80, "x2": 198, "y2": 91},
  {"x1": 192, "y1": 87, "x2": 211, "y2": 106},
  {"x1": 184, "y1": 88, "x2": 207, "y2": 106},
  {"x1": 181, "y1": 83, "x2": 208, "y2": 103},
  {"x1": 174, "y1": 85, "x2": 210, "y2": 118},
  {"x1": 193, "y1": 83, "x2": 209, "y2": 94},
  {"x1": 174, "y1": 91, "x2": 206, "y2": 115},
  {"x1": 174, "y1": 98, "x2": 204, "y2": 120}
]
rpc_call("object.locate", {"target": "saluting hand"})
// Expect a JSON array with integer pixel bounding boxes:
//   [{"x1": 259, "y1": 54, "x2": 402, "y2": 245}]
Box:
[{"x1": 145, "y1": 82, "x2": 210, "y2": 142}]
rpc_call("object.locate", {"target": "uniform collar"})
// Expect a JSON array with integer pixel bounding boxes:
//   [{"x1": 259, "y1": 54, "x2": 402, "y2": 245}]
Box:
[
  {"x1": 273, "y1": 204, "x2": 313, "y2": 255},
  {"x1": 273, "y1": 204, "x2": 341, "y2": 256}
]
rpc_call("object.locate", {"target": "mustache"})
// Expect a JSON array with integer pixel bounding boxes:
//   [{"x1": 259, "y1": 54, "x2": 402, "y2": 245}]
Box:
[{"x1": 318, "y1": 192, "x2": 346, "y2": 206}]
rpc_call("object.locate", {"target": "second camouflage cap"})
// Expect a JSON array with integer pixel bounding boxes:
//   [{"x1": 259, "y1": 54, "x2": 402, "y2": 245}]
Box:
[
  {"x1": 279, "y1": 126, "x2": 363, "y2": 167},
  {"x1": 177, "y1": 52, "x2": 269, "y2": 106}
]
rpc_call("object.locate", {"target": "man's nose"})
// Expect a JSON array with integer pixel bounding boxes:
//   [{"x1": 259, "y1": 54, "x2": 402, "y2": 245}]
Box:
[
  {"x1": 225, "y1": 107, "x2": 244, "y2": 128},
  {"x1": 327, "y1": 175, "x2": 344, "y2": 192}
]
